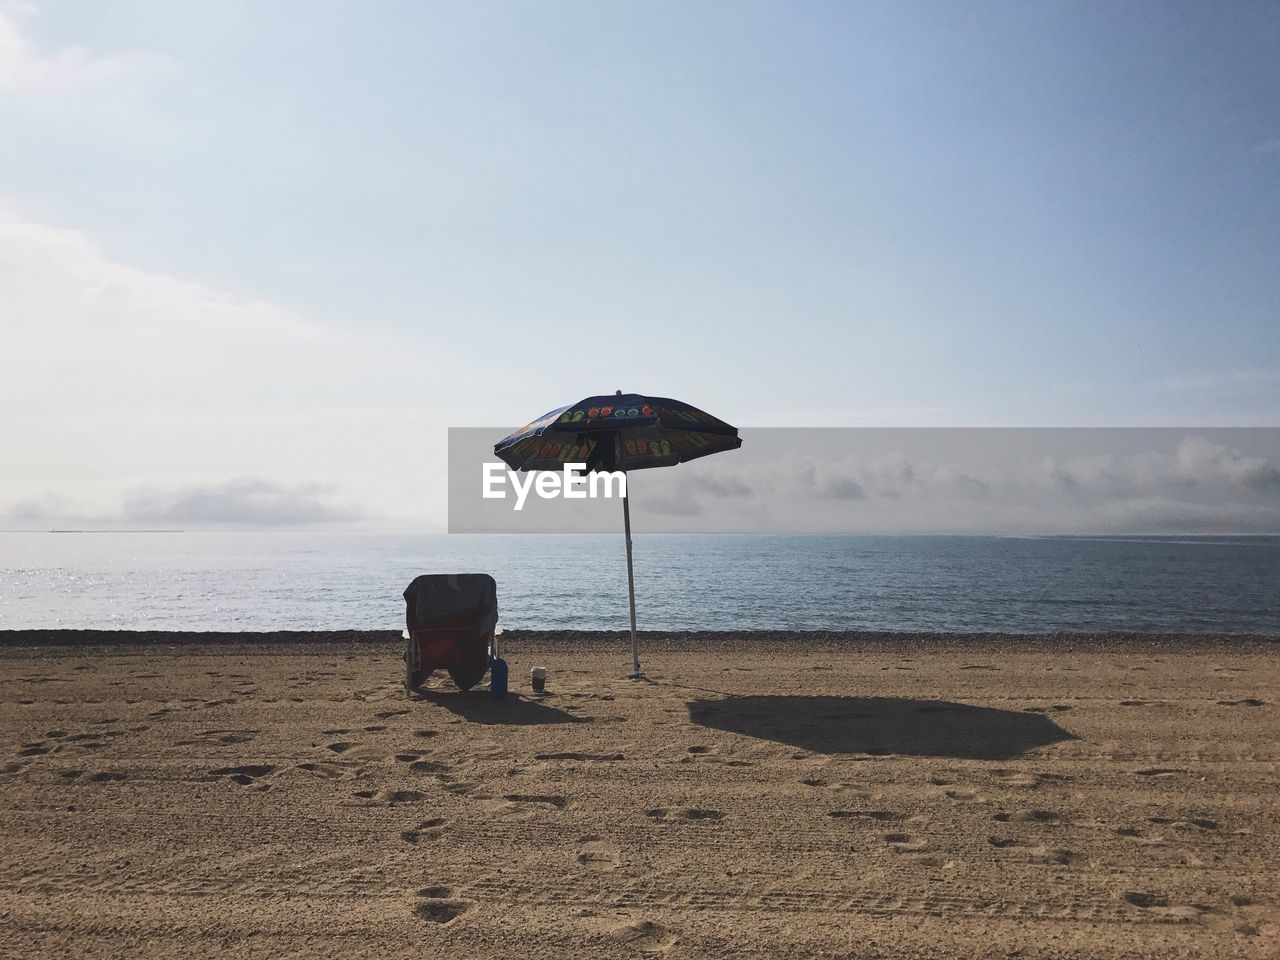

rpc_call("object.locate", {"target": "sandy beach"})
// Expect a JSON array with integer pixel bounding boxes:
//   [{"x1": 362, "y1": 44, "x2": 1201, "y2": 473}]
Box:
[{"x1": 1, "y1": 631, "x2": 1276, "y2": 958}]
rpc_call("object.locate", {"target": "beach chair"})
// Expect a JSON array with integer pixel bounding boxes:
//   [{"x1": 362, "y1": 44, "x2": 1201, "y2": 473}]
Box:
[{"x1": 402, "y1": 573, "x2": 498, "y2": 694}]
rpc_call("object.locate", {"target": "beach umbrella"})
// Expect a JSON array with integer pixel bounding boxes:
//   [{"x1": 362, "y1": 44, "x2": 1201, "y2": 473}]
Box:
[{"x1": 495, "y1": 391, "x2": 742, "y2": 678}]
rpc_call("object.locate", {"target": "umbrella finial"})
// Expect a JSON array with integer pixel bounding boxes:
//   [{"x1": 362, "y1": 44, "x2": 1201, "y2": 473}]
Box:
[{"x1": 616, "y1": 389, "x2": 622, "y2": 395}]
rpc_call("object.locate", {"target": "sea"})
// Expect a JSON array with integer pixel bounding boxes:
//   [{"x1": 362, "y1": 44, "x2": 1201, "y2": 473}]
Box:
[{"x1": 0, "y1": 533, "x2": 1277, "y2": 634}]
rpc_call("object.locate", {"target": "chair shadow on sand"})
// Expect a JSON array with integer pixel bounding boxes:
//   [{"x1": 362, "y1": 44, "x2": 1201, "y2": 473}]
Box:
[
  {"x1": 687, "y1": 696, "x2": 1076, "y2": 761},
  {"x1": 417, "y1": 689, "x2": 586, "y2": 726}
]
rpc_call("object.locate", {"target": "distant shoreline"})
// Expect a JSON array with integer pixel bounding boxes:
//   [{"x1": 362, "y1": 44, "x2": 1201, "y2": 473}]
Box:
[
  {"x1": 0, "y1": 529, "x2": 185, "y2": 534},
  {"x1": 48, "y1": 529, "x2": 185, "y2": 534}
]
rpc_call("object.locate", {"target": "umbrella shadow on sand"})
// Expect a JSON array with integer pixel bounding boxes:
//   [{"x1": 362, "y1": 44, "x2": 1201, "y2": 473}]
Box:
[
  {"x1": 687, "y1": 696, "x2": 1076, "y2": 761},
  {"x1": 417, "y1": 690, "x2": 587, "y2": 726}
]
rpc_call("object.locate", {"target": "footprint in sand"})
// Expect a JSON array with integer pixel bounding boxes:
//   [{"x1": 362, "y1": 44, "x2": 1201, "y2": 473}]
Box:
[
  {"x1": 882, "y1": 832, "x2": 929, "y2": 853},
  {"x1": 401, "y1": 818, "x2": 447, "y2": 844},
  {"x1": 1123, "y1": 891, "x2": 1170, "y2": 909},
  {"x1": 178, "y1": 729, "x2": 259, "y2": 747},
  {"x1": 88, "y1": 770, "x2": 128, "y2": 782},
  {"x1": 1029, "y1": 845, "x2": 1074, "y2": 865},
  {"x1": 413, "y1": 730, "x2": 439, "y2": 739},
  {"x1": 376, "y1": 789, "x2": 425, "y2": 804},
  {"x1": 608, "y1": 919, "x2": 676, "y2": 954},
  {"x1": 1217, "y1": 698, "x2": 1265, "y2": 707},
  {"x1": 374, "y1": 710, "x2": 410, "y2": 720},
  {"x1": 1119, "y1": 828, "x2": 1166, "y2": 849},
  {"x1": 987, "y1": 836, "x2": 1020, "y2": 848},
  {"x1": 535, "y1": 752, "x2": 625, "y2": 762},
  {"x1": 327, "y1": 742, "x2": 356, "y2": 753},
  {"x1": 412, "y1": 899, "x2": 469, "y2": 924},
  {"x1": 209, "y1": 764, "x2": 276, "y2": 787},
  {"x1": 646, "y1": 807, "x2": 724, "y2": 822},
  {"x1": 1135, "y1": 768, "x2": 1181, "y2": 779},
  {"x1": 577, "y1": 837, "x2": 621, "y2": 871}
]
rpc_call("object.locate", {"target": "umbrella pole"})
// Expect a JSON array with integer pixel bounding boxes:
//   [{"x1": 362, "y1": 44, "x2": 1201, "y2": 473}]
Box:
[{"x1": 622, "y1": 481, "x2": 643, "y2": 678}]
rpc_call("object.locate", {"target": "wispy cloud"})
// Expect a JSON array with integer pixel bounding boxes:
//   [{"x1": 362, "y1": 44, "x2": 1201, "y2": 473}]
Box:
[
  {"x1": 0, "y1": 208, "x2": 443, "y2": 527},
  {"x1": 123, "y1": 478, "x2": 362, "y2": 526},
  {"x1": 651, "y1": 451, "x2": 993, "y2": 508},
  {"x1": 632, "y1": 436, "x2": 1280, "y2": 533},
  {"x1": 0, "y1": 6, "x2": 152, "y2": 92},
  {"x1": 5, "y1": 479, "x2": 363, "y2": 527},
  {"x1": 0, "y1": 209, "x2": 324, "y2": 345},
  {"x1": 2, "y1": 491, "x2": 73, "y2": 523}
]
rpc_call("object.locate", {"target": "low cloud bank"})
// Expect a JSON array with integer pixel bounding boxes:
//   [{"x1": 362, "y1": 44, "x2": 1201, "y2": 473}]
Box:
[
  {"x1": 122, "y1": 479, "x2": 361, "y2": 526},
  {"x1": 5, "y1": 478, "x2": 362, "y2": 528},
  {"x1": 634, "y1": 436, "x2": 1280, "y2": 534}
]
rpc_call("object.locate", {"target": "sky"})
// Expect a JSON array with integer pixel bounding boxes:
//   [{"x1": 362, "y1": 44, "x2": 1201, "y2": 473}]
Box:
[{"x1": 1, "y1": 1, "x2": 1278, "y2": 530}]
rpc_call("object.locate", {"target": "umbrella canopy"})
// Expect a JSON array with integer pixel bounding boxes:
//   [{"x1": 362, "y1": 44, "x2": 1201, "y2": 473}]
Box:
[
  {"x1": 494, "y1": 393, "x2": 741, "y2": 473},
  {"x1": 495, "y1": 391, "x2": 741, "y2": 678}
]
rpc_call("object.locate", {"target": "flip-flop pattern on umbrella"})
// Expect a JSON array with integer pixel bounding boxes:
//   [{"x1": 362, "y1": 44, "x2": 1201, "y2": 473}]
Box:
[{"x1": 495, "y1": 393, "x2": 741, "y2": 472}]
